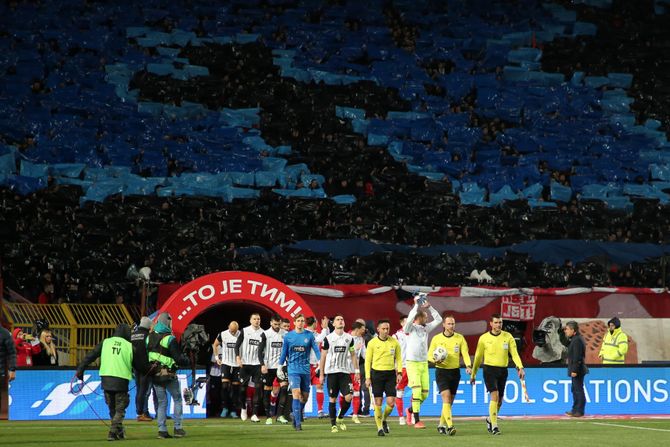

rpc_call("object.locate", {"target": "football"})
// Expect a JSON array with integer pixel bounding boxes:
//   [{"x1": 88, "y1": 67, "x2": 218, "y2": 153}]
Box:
[{"x1": 433, "y1": 346, "x2": 448, "y2": 363}]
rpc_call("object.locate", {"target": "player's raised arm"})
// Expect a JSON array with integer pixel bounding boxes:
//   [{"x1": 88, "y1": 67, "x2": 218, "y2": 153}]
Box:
[{"x1": 425, "y1": 306, "x2": 443, "y2": 333}]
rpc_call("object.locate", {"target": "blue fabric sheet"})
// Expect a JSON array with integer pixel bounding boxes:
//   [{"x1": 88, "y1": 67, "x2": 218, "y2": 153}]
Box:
[{"x1": 284, "y1": 238, "x2": 670, "y2": 265}]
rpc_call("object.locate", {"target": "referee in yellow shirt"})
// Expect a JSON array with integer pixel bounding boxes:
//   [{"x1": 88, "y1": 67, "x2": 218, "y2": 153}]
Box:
[
  {"x1": 470, "y1": 313, "x2": 525, "y2": 436},
  {"x1": 365, "y1": 319, "x2": 402, "y2": 437},
  {"x1": 428, "y1": 314, "x2": 472, "y2": 436}
]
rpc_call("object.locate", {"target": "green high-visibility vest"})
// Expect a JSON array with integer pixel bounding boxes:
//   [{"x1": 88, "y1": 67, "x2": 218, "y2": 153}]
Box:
[
  {"x1": 148, "y1": 334, "x2": 176, "y2": 369},
  {"x1": 100, "y1": 336, "x2": 133, "y2": 380}
]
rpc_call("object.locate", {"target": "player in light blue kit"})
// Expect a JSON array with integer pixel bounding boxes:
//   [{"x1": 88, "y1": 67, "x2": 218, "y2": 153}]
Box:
[{"x1": 279, "y1": 314, "x2": 321, "y2": 431}]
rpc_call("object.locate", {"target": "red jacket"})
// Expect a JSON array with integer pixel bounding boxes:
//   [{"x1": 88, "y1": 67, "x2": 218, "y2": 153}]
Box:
[{"x1": 13, "y1": 328, "x2": 41, "y2": 367}]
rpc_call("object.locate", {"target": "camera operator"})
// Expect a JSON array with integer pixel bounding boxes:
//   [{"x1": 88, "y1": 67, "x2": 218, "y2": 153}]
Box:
[{"x1": 148, "y1": 313, "x2": 190, "y2": 439}]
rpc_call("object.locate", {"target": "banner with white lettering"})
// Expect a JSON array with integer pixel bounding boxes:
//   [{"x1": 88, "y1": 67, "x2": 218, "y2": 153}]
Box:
[{"x1": 9, "y1": 367, "x2": 669, "y2": 419}]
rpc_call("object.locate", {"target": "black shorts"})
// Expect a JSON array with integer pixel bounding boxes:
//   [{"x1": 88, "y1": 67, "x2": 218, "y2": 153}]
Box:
[
  {"x1": 221, "y1": 365, "x2": 240, "y2": 382},
  {"x1": 370, "y1": 369, "x2": 397, "y2": 398},
  {"x1": 326, "y1": 373, "x2": 353, "y2": 398},
  {"x1": 262, "y1": 368, "x2": 278, "y2": 387},
  {"x1": 483, "y1": 365, "x2": 508, "y2": 397},
  {"x1": 435, "y1": 367, "x2": 461, "y2": 394},
  {"x1": 239, "y1": 364, "x2": 262, "y2": 386}
]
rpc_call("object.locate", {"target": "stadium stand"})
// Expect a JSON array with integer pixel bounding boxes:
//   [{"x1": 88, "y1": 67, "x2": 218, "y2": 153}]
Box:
[{"x1": 1, "y1": 0, "x2": 669, "y2": 304}]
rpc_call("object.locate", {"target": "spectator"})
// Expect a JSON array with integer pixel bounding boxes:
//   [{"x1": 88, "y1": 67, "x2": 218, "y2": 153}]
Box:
[
  {"x1": 1, "y1": 0, "x2": 669, "y2": 296},
  {"x1": 33, "y1": 329, "x2": 59, "y2": 366},
  {"x1": 37, "y1": 283, "x2": 54, "y2": 305},
  {"x1": 12, "y1": 328, "x2": 41, "y2": 367}
]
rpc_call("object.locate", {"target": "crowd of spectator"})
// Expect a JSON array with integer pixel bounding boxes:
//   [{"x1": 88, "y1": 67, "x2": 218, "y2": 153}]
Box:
[
  {"x1": 0, "y1": 183, "x2": 666, "y2": 306},
  {"x1": 1, "y1": 0, "x2": 669, "y2": 305}
]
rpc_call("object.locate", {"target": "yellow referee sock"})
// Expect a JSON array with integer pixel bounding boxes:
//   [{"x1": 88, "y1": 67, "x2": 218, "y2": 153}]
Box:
[
  {"x1": 489, "y1": 400, "x2": 498, "y2": 427},
  {"x1": 443, "y1": 403, "x2": 453, "y2": 427},
  {"x1": 383, "y1": 405, "x2": 393, "y2": 421},
  {"x1": 374, "y1": 405, "x2": 383, "y2": 430}
]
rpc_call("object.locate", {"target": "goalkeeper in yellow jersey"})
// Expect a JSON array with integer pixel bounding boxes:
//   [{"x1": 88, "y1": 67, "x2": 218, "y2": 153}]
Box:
[
  {"x1": 428, "y1": 314, "x2": 471, "y2": 436},
  {"x1": 470, "y1": 313, "x2": 524, "y2": 436}
]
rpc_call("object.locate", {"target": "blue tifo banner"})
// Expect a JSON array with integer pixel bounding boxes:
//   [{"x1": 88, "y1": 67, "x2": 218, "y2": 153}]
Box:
[{"x1": 8, "y1": 367, "x2": 670, "y2": 420}]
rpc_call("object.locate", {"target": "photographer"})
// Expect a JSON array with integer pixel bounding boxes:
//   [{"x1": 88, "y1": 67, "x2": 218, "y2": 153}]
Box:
[
  {"x1": 12, "y1": 328, "x2": 41, "y2": 367},
  {"x1": 148, "y1": 312, "x2": 189, "y2": 439}
]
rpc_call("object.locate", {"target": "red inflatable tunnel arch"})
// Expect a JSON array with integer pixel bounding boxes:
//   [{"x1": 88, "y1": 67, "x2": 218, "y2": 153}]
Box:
[{"x1": 158, "y1": 271, "x2": 315, "y2": 338}]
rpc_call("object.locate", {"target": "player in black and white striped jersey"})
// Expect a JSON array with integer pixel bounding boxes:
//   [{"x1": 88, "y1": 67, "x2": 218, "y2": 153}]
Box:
[
  {"x1": 306, "y1": 316, "x2": 330, "y2": 418},
  {"x1": 318, "y1": 315, "x2": 359, "y2": 433},
  {"x1": 235, "y1": 313, "x2": 264, "y2": 422},
  {"x1": 275, "y1": 318, "x2": 292, "y2": 424},
  {"x1": 207, "y1": 350, "x2": 223, "y2": 417},
  {"x1": 213, "y1": 321, "x2": 240, "y2": 418},
  {"x1": 258, "y1": 314, "x2": 285, "y2": 425}
]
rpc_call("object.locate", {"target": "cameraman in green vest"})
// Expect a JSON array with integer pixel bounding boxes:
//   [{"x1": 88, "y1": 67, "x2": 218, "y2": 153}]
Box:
[
  {"x1": 148, "y1": 312, "x2": 190, "y2": 439},
  {"x1": 76, "y1": 323, "x2": 138, "y2": 441}
]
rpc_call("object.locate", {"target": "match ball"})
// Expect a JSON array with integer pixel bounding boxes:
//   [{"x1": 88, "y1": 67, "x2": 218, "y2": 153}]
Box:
[{"x1": 433, "y1": 346, "x2": 447, "y2": 363}]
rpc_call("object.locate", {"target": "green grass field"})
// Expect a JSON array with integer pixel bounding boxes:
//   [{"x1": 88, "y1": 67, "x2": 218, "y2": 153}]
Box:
[
  {"x1": 0, "y1": 418, "x2": 670, "y2": 447},
  {"x1": 1, "y1": 417, "x2": 669, "y2": 447}
]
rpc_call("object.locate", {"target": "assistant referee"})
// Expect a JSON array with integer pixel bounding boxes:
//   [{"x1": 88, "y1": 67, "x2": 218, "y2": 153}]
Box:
[
  {"x1": 364, "y1": 319, "x2": 402, "y2": 437},
  {"x1": 470, "y1": 313, "x2": 525, "y2": 436}
]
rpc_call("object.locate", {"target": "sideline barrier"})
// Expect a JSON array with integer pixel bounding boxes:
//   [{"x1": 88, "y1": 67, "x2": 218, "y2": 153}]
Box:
[
  {"x1": 8, "y1": 366, "x2": 669, "y2": 420},
  {"x1": 9, "y1": 369, "x2": 208, "y2": 421}
]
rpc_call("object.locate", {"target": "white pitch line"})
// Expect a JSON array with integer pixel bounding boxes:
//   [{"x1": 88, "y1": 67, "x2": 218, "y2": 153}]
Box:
[{"x1": 591, "y1": 421, "x2": 670, "y2": 433}]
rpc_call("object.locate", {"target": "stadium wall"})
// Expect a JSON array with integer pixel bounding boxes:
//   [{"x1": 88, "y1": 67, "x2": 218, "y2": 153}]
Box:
[{"x1": 159, "y1": 280, "x2": 670, "y2": 364}]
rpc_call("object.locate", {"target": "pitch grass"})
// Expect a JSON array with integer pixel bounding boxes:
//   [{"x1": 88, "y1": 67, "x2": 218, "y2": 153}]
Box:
[{"x1": 1, "y1": 417, "x2": 669, "y2": 447}]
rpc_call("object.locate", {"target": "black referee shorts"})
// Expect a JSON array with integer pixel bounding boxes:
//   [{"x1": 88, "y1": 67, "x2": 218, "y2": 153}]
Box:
[
  {"x1": 326, "y1": 372, "x2": 353, "y2": 398},
  {"x1": 221, "y1": 365, "x2": 240, "y2": 382},
  {"x1": 483, "y1": 365, "x2": 508, "y2": 398},
  {"x1": 435, "y1": 367, "x2": 461, "y2": 394},
  {"x1": 370, "y1": 369, "x2": 397, "y2": 398}
]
